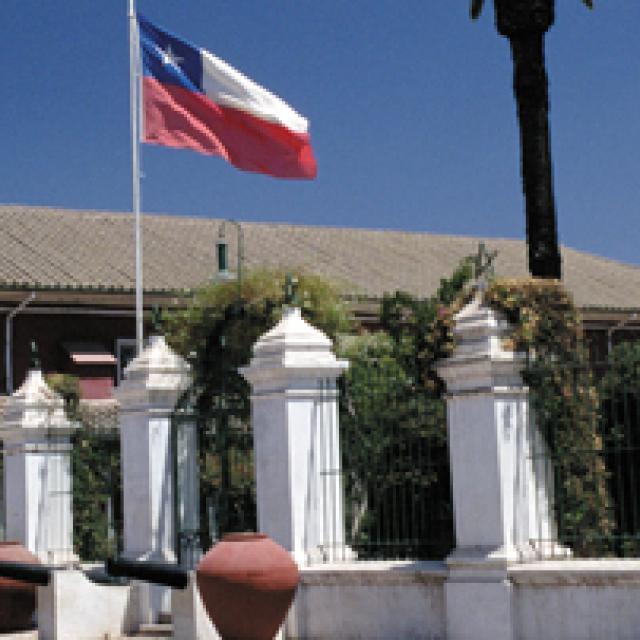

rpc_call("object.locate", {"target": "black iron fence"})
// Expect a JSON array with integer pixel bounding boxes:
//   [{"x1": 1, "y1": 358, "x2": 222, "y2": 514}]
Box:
[
  {"x1": 172, "y1": 394, "x2": 256, "y2": 566},
  {"x1": 69, "y1": 341, "x2": 640, "y2": 565},
  {"x1": 71, "y1": 402, "x2": 122, "y2": 561},
  {"x1": 328, "y1": 369, "x2": 454, "y2": 561},
  {"x1": 528, "y1": 343, "x2": 640, "y2": 558}
]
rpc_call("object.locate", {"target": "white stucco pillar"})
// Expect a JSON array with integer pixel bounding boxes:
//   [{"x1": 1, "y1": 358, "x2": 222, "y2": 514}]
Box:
[
  {"x1": 240, "y1": 306, "x2": 349, "y2": 565},
  {"x1": 114, "y1": 334, "x2": 190, "y2": 624},
  {"x1": 1, "y1": 367, "x2": 77, "y2": 565},
  {"x1": 437, "y1": 295, "x2": 558, "y2": 640}
]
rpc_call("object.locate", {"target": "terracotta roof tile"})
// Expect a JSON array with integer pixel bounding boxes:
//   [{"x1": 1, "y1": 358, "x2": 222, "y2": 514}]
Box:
[{"x1": 0, "y1": 205, "x2": 638, "y2": 310}]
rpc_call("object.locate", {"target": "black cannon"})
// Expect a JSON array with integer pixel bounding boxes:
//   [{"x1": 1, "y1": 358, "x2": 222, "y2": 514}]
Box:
[
  {"x1": 105, "y1": 557, "x2": 189, "y2": 589},
  {"x1": 0, "y1": 561, "x2": 51, "y2": 586}
]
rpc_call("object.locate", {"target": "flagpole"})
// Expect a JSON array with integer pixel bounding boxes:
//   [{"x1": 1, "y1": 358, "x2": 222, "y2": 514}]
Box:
[{"x1": 128, "y1": 0, "x2": 144, "y2": 356}]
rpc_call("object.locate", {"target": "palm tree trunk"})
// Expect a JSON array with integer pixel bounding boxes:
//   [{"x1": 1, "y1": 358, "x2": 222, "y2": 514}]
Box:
[{"x1": 509, "y1": 32, "x2": 562, "y2": 279}]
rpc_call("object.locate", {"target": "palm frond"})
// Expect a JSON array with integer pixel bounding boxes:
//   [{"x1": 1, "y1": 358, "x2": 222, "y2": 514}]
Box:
[{"x1": 470, "y1": 0, "x2": 485, "y2": 20}]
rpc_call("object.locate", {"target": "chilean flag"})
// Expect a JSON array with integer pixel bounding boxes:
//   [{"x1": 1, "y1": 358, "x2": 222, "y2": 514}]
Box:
[{"x1": 138, "y1": 15, "x2": 317, "y2": 179}]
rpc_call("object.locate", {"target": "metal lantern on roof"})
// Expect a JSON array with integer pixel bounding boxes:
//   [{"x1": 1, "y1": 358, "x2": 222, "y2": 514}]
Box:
[
  {"x1": 216, "y1": 224, "x2": 230, "y2": 279},
  {"x1": 215, "y1": 221, "x2": 244, "y2": 297}
]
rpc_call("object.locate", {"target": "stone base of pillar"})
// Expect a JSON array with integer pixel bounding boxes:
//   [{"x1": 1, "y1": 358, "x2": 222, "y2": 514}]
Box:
[
  {"x1": 121, "y1": 551, "x2": 176, "y2": 625},
  {"x1": 445, "y1": 577, "x2": 514, "y2": 640},
  {"x1": 132, "y1": 582, "x2": 171, "y2": 627},
  {"x1": 445, "y1": 546, "x2": 529, "y2": 640},
  {"x1": 37, "y1": 569, "x2": 136, "y2": 640}
]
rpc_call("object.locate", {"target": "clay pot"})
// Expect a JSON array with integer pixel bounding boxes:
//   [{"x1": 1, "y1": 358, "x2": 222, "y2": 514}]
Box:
[
  {"x1": 196, "y1": 532, "x2": 299, "y2": 640},
  {"x1": 0, "y1": 541, "x2": 40, "y2": 632}
]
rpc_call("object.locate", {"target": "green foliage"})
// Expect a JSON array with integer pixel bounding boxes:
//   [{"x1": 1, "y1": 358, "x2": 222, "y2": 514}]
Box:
[
  {"x1": 165, "y1": 268, "x2": 352, "y2": 414},
  {"x1": 379, "y1": 258, "x2": 474, "y2": 397},
  {"x1": 71, "y1": 406, "x2": 121, "y2": 561},
  {"x1": 603, "y1": 341, "x2": 640, "y2": 388},
  {"x1": 337, "y1": 333, "x2": 447, "y2": 558},
  {"x1": 484, "y1": 278, "x2": 614, "y2": 555},
  {"x1": 599, "y1": 341, "x2": 640, "y2": 555},
  {"x1": 46, "y1": 373, "x2": 80, "y2": 414},
  {"x1": 337, "y1": 258, "x2": 475, "y2": 558},
  {"x1": 195, "y1": 411, "x2": 256, "y2": 549},
  {"x1": 48, "y1": 373, "x2": 121, "y2": 561},
  {"x1": 164, "y1": 268, "x2": 353, "y2": 543},
  {"x1": 483, "y1": 278, "x2": 582, "y2": 356}
]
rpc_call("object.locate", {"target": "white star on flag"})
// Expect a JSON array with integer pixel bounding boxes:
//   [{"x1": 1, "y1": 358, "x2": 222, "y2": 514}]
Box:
[{"x1": 158, "y1": 44, "x2": 183, "y2": 69}]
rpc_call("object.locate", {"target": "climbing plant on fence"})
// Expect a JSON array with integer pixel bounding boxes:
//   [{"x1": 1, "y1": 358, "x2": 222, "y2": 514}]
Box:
[
  {"x1": 47, "y1": 374, "x2": 122, "y2": 561},
  {"x1": 163, "y1": 262, "x2": 480, "y2": 559},
  {"x1": 71, "y1": 404, "x2": 121, "y2": 560},
  {"x1": 598, "y1": 341, "x2": 640, "y2": 555},
  {"x1": 165, "y1": 268, "x2": 353, "y2": 414},
  {"x1": 484, "y1": 279, "x2": 615, "y2": 555},
  {"x1": 164, "y1": 260, "x2": 479, "y2": 559},
  {"x1": 45, "y1": 267, "x2": 628, "y2": 560},
  {"x1": 336, "y1": 258, "x2": 475, "y2": 559},
  {"x1": 164, "y1": 268, "x2": 354, "y2": 543},
  {"x1": 338, "y1": 332, "x2": 452, "y2": 558}
]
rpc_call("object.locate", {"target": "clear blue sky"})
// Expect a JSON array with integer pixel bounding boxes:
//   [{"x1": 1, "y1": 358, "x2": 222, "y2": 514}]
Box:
[{"x1": 1, "y1": 2, "x2": 638, "y2": 266}]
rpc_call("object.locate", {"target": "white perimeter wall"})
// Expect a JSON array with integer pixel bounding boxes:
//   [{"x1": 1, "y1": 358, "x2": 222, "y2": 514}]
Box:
[
  {"x1": 286, "y1": 560, "x2": 640, "y2": 640},
  {"x1": 512, "y1": 561, "x2": 640, "y2": 640},
  {"x1": 28, "y1": 560, "x2": 640, "y2": 639},
  {"x1": 290, "y1": 561, "x2": 447, "y2": 640}
]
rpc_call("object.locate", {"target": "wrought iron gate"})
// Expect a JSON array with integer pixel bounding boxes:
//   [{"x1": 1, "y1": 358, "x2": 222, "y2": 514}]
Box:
[
  {"x1": 172, "y1": 391, "x2": 256, "y2": 567},
  {"x1": 72, "y1": 405, "x2": 122, "y2": 561}
]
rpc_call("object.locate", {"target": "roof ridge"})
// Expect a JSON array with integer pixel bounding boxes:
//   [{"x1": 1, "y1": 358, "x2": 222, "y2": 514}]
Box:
[
  {"x1": 0, "y1": 205, "x2": 637, "y2": 305},
  {"x1": 0, "y1": 203, "x2": 201, "y2": 223},
  {"x1": 561, "y1": 243, "x2": 640, "y2": 272},
  {"x1": 0, "y1": 203, "x2": 528, "y2": 244}
]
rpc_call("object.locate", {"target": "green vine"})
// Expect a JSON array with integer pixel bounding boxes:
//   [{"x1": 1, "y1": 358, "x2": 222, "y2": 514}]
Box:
[
  {"x1": 336, "y1": 257, "x2": 475, "y2": 558},
  {"x1": 164, "y1": 268, "x2": 354, "y2": 544},
  {"x1": 46, "y1": 374, "x2": 122, "y2": 561},
  {"x1": 44, "y1": 270, "x2": 618, "y2": 559},
  {"x1": 484, "y1": 278, "x2": 614, "y2": 555},
  {"x1": 598, "y1": 341, "x2": 640, "y2": 555},
  {"x1": 165, "y1": 267, "x2": 353, "y2": 415}
]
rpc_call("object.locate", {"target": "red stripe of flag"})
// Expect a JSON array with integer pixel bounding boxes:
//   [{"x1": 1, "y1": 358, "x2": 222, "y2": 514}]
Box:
[{"x1": 143, "y1": 77, "x2": 317, "y2": 179}]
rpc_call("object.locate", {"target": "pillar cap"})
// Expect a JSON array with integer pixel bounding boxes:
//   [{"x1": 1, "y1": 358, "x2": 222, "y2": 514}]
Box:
[
  {"x1": 2, "y1": 369, "x2": 72, "y2": 433},
  {"x1": 437, "y1": 294, "x2": 525, "y2": 394},
  {"x1": 114, "y1": 335, "x2": 191, "y2": 407},
  {"x1": 241, "y1": 307, "x2": 348, "y2": 385},
  {"x1": 452, "y1": 293, "x2": 511, "y2": 359}
]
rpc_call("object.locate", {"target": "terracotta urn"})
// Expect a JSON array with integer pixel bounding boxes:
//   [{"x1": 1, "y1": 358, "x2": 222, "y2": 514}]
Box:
[
  {"x1": 0, "y1": 541, "x2": 40, "y2": 632},
  {"x1": 196, "y1": 532, "x2": 299, "y2": 640}
]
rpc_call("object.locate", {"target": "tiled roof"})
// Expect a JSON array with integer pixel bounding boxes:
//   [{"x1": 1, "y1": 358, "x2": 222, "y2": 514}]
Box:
[{"x1": 0, "y1": 205, "x2": 638, "y2": 310}]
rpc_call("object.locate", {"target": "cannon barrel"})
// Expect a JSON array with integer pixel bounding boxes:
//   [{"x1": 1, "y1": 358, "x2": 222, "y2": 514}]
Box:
[
  {"x1": 105, "y1": 557, "x2": 189, "y2": 589},
  {"x1": 0, "y1": 561, "x2": 51, "y2": 586}
]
